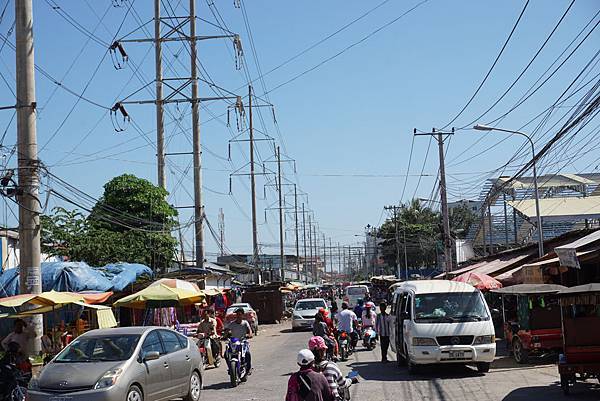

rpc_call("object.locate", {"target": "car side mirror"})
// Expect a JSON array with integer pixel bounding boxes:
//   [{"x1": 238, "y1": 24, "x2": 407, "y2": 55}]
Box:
[
  {"x1": 491, "y1": 308, "x2": 500, "y2": 318},
  {"x1": 143, "y1": 351, "x2": 160, "y2": 362}
]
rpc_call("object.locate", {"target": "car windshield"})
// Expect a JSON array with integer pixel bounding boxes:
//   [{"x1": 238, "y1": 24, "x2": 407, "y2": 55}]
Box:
[
  {"x1": 347, "y1": 287, "x2": 367, "y2": 296},
  {"x1": 226, "y1": 307, "x2": 250, "y2": 315},
  {"x1": 55, "y1": 335, "x2": 140, "y2": 363},
  {"x1": 414, "y1": 292, "x2": 489, "y2": 323},
  {"x1": 296, "y1": 301, "x2": 326, "y2": 310}
]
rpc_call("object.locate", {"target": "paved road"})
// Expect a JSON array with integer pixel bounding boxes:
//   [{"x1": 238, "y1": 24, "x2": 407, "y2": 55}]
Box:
[{"x1": 200, "y1": 322, "x2": 599, "y2": 401}]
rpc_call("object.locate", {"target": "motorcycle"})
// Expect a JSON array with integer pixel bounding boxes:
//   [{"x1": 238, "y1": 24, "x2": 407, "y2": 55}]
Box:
[
  {"x1": 224, "y1": 336, "x2": 250, "y2": 387},
  {"x1": 0, "y1": 345, "x2": 31, "y2": 401},
  {"x1": 338, "y1": 331, "x2": 350, "y2": 362},
  {"x1": 197, "y1": 334, "x2": 221, "y2": 369},
  {"x1": 362, "y1": 326, "x2": 377, "y2": 351},
  {"x1": 339, "y1": 371, "x2": 359, "y2": 401}
]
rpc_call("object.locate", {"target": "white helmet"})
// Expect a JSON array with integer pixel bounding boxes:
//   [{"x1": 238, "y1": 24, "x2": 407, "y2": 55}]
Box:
[{"x1": 297, "y1": 349, "x2": 315, "y2": 366}]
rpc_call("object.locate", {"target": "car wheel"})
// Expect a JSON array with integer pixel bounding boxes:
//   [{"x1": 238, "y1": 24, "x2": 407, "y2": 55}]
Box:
[
  {"x1": 512, "y1": 339, "x2": 529, "y2": 364},
  {"x1": 126, "y1": 385, "x2": 143, "y2": 401},
  {"x1": 407, "y1": 356, "x2": 419, "y2": 375},
  {"x1": 183, "y1": 371, "x2": 202, "y2": 401},
  {"x1": 476, "y1": 362, "x2": 490, "y2": 373}
]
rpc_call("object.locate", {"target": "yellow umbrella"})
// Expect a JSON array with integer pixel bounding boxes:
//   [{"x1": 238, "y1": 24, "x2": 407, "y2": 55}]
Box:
[
  {"x1": 113, "y1": 283, "x2": 204, "y2": 309},
  {"x1": 0, "y1": 290, "x2": 85, "y2": 308}
]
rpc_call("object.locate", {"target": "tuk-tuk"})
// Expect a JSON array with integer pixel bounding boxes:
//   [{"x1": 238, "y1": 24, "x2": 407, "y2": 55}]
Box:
[
  {"x1": 492, "y1": 284, "x2": 566, "y2": 364},
  {"x1": 557, "y1": 283, "x2": 600, "y2": 395}
]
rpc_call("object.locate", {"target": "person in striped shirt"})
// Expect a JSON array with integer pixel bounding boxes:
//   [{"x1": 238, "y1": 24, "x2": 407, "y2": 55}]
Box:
[
  {"x1": 308, "y1": 336, "x2": 357, "y2": 400},
  {"x1": 376, "y1": 301, "x2": 392, "y2": 363}
]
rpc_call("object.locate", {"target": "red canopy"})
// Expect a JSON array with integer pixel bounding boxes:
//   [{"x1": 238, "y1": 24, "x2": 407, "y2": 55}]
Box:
[{"x1": 452, "y1": 272, "x2": 502, "y2": 291}]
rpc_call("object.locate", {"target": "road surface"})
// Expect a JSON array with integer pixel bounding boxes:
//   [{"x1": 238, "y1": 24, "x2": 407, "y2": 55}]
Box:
[{"x1": 200, "y1": 322, "x2": 599, "y2": 401}]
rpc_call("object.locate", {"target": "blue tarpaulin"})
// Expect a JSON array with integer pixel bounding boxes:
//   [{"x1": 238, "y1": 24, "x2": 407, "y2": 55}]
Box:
[{"x1": 0, "y1": 262, "x2": 153, "y2": 297}]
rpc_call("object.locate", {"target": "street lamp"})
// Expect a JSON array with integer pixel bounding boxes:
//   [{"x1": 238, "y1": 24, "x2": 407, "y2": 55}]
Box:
[{"x1": 473, "y1": 124, "x2": 544, "y2": 257}]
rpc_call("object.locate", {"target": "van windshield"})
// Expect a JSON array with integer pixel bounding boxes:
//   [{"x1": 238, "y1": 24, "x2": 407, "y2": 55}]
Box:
[
  {"x1": 347, "y1": 287, "x2": 367, "y2": 296},
  {"x1": 414, "y1": 292, "x2": 489, "y2": 323}
]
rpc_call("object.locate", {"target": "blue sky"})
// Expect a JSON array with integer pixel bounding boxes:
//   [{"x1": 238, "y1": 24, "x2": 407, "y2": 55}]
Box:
[{"x1": 0, "y1": 0, "x2": 598, "y2": 260}]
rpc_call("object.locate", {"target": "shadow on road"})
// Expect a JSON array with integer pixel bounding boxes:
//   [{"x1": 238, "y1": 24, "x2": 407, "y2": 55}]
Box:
[
  {"x1": 347, "y1": 360, "x2": 484, "y2": 382},
  {"x1": 492, "y1": 355, "x2": 556, "y2": 371},
  {"x1": 502, "y1": 383, "x2": 600, "y2": 400},
  {"x1": 203, "y1": 382, "x2": 235, "y2": 390}
]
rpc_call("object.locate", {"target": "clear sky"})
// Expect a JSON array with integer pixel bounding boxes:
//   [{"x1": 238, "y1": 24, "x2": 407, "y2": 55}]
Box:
[{"x1": 0, "y1": 0, "x2": 598, "y2": 261}]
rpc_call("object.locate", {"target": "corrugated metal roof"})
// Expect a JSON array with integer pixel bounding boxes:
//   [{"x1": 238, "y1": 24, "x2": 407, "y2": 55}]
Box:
[
  {"x1": 555, "y1": 229, "x2": 600, "y2": 251},
  {"x1": 507, "y1": 197, "x2": 600, "y2": 220}
]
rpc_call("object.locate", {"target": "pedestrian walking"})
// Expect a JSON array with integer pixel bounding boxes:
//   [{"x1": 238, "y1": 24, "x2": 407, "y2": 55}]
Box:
[{"x1": 376, "y1": 301, "x2": 392, "y2": 363}]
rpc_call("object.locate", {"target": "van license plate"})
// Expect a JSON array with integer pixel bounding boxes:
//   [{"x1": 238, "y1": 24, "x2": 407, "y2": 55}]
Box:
[{"x1": 449, "y1": 351, "x2": 465, "y2": 359}]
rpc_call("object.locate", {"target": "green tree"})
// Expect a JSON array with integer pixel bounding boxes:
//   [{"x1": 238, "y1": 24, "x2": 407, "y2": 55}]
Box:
[
  {"x1": 378, "y1": 199, "x2": 441, "y2": 269},
  {"x1": 41, "y1": 174, "x2": 178, "y2": 272},
  {"x1": 449, "y1": 203, "x2": 478, "y2": 239}
]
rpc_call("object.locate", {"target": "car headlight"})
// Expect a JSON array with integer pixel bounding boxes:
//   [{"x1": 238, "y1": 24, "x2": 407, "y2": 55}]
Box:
[
  {"x1": 412, "y1": 337, "x2": 437, "y2": 346},
  {"x1": 94, "y1": 368, "x2": 123, "y2": 389},
  {"x1": 293, "y1": 314, "x2": 302, "y2": 319},
  {"x1": 473, "y1": 335, "x2": 495, "y2": 345},
  {"x1": 28, "y1": 378, "x2": 39, "y2": 391}
]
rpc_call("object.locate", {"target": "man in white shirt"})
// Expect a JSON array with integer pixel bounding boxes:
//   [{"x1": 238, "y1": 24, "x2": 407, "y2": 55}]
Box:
[
  {"x1": 2, "y1": 319, "x2": 34, "y2": 356},
  {"x1": 337, "y1": 303, "x2": 359, "y2": 350}
]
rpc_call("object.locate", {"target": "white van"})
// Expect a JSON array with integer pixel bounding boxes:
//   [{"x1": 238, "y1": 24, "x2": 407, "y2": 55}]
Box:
[
  {"x1": 344, "y1": 285, "x2": 369, "y2": 308},
  {"x1": 389, "y1": 280, "x2": 496, "y2": 374}
]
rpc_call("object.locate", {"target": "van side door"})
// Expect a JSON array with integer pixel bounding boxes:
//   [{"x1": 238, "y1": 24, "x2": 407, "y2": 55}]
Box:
[{"x1": 389, "y1": 292, "x2": 398, "y2": 353}]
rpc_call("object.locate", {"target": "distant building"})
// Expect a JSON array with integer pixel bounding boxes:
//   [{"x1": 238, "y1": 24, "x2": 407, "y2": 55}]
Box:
[
  {"x1": 448, "y1": 199, "x2": 483, "y2": 213},
  {"x1": 0, "y1": 229, "x2": 59, "y2": 271}
]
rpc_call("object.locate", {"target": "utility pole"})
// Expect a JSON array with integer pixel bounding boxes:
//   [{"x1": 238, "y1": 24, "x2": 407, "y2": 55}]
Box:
[
  {"x1": 415, "y1": 128, "x2": 454, "y2": 274},
  {"x1": 384, "y1": 205, "x2": 401, "y2": 279},
  {"x1": 218, "y1": 208, "x2": 225, "y2": 257},
  {"x1": 190, "y1": 0, "x2": 204, "y2": 271},
  {"x1": 308, "y1": 214, "x2": 313, "y2": 282},
  {"x1": 294, "y1": 185, "x2": 300, "y2": 280},
  {"x1": 322, "y1": 234, "x2": 327, "y2": 280},
  {"x1": 329, "y1": 238, "x2": 333, "y2": 280},
  {"x1": 337, "y1": 242, "x2": 341, "y2": 275},
  {"x1": 154, "y1": 0, "x2": 165, "y2": 189},
  {"x1": 313, "y1": 224, "x2": 318, "y2": 282},
  {"x1": 302, "y1": 202, "x2": 307, "y2": 283},
  {"x1": 16, "y1": 0, "x2": 42, "y2": 354},
  {"x1": 276, "y1": 146, "x2": 285, "y2": 281},
  {"x1": 248, "y1": 86, "x2": 260, "y2": 282}
]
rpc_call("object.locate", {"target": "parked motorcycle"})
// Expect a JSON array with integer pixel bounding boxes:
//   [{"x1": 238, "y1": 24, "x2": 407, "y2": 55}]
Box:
[
  {"x1": 197, "y1": 334, "x2": 221, "y2": 369},
  {"x1": 362, "y1": 326, "x2": 377, "y2": 351},
  {"x1": 224, "y1": 335, "x2": 250, "y2": 387},
  {"x1": 0, "y1": 343, "x2": 31, "y2": 401}
]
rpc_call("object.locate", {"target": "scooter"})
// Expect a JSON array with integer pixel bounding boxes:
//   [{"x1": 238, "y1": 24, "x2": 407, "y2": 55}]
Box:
[
  {"x1": 362, "y1": 327, "x2": 377, "y2": 351},
  {"x1": 0, "y1": 344, "x2": 31, "y2": 401},
  {"x1": 339, "y1": 371, "x2": 359, "y2": 401},
  {"x1": 338, "y1": 331, "x2": 350, "y2": 361},
  {"x1": 197, "y1": 334, "x2": 221, "y2": 369},
  {"x1": 224, "y1": 335, "x2": 250, "y2": 387}
]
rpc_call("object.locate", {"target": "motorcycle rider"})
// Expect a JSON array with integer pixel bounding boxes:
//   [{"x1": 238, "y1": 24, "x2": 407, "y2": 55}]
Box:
[
  {"x1": 361, "y1": 302, "x2": 376, "y2": 329},
  {"x1": 337, "y1": 302, "x2": 359, "y2": 350},
  {"x1": 309, "y1": 336, "x2": 357, "y2": 400},
  {"x1": 313, "y1": 312, "x2": 337, "y2": 359},
  {"x1": 352, "y1": 299, "x2": 364, "y2": 321},
  {"x1": 197, "y1": 309, "x2": 220, "y2": 363},
  {"x1": 225, "y1": 308, "x2": 253, "y2": 372},
  {"x1": 285, "y1": 349, "x2": 333, "y2": 401}
]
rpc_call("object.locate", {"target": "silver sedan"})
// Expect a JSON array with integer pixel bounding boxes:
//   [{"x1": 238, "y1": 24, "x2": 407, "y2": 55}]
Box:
[{"x1": 28, "y1": 326, "x2": 203, "y2": 401}]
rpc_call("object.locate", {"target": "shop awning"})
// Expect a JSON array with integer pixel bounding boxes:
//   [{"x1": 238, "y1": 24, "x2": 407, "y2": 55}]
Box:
[
  {"x1": 555, "y1": 229, "x2": 600, "y2": 251},
  {"x1": 448, "y1": 253, "x2": 533, "y2": 278}
]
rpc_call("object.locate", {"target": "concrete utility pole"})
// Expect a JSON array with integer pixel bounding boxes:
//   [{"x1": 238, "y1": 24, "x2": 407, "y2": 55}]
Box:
[
  {"x1": 302, "y1": 203, "x2": 307, "y2": 283},
  {"x1": 329, "y1": 238, "x2": 333, "y2": 279},
  {"x1": 322, "y1": 234, "x2": 327, "y2": 279},
  {"x1": 154, "y1": 0, "x2": 165, "y2": 189},
  {"x1": 190, "y1": 0, "x2": 204, "y2": 271},
  {"x1": 337, "y1": 242, "x2": 341, "y2": 275},
  {"x1": 218, "y1": 208, "x2": 225, "y2": 257},
  {"x1": 294, "y1": 185, "x2": 300, "y2": 280},
  {"x1": 276, "y1": 146, "x2": 285, "y2": 281},
  {"x1": 308, "y1": 214, "x2": 313, "y2": 282},
  {"x1": 16, "y1": 0, "x2": 42, "y2": 354},
  {"x1": 384, "y1": 205, "x2": 401, "y2": 279},
  {"x1": 415, "y1": 128, "x2": 454, "y2": 274},
  {"x1": 248, "y1": 86, "x2": 260, "y2": 282}
]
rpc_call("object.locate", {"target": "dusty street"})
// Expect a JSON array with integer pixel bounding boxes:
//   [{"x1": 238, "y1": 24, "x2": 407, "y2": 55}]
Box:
[{"x1": 199, "y1": 322, "x2": 599, "y2": 401}]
